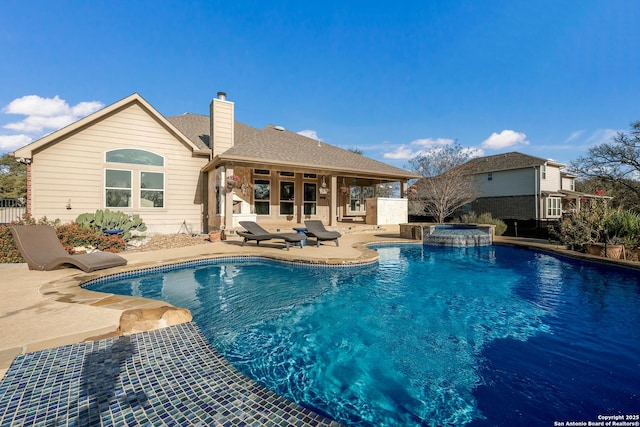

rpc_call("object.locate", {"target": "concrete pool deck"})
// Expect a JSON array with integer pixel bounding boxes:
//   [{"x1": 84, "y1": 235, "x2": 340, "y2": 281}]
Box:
[{"x1": 2, "y1": 225, "x2": 639, "y2": 425}]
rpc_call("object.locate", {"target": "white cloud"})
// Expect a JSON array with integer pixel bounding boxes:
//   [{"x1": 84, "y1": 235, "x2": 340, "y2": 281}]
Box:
[
  {"x1": 4, "y1": 114, "x2": 77, "y2": 133},
  {"x1": 481, "y1": 129, "x2": 528, "y2": 149},
  {"x1": 71, "y1": 101, "x2": 104, "y2": 117},
  {"x1": 0, "y1": 134, "x2": 32, "y2": 151},
  {"x1": 461, "y1": 147, "x2": 484, "y2": 158},
  {"x1": 584, "y1": 128, "x2": 619, "y2": 146},
  {"x1": 297, "y1": 129, "x2": 323, "y2": 141},
  {"x1": 0, "y1": 95, "x2": 104, "y2": 153},
  {"x1": 4, "y1": 95, "x2": 69, "y2": 117},
  {"x1": 383, "y1": 145, "x2": 416, "y2": 160},
  {"x1": 3, "y1": 95, "x2": 104, "y2": 134},
  {"x1": 566, "y1": 130, "x2": 585, "y2": 142},
  {"x1": 410, "y1": 137, "x2": 455, "y2": 149},
  {"x1": 383, "y1": 137, "x2": 456, "y2": 160}
]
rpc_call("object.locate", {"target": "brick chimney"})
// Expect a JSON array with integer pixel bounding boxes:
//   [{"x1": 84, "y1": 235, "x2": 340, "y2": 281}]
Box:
[{"x1": 210, "y1": 91, "x2": 234, "y2": 157}]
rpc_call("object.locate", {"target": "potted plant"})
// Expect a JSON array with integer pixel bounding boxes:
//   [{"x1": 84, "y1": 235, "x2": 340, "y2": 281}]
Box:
[
  {"x1": 208, "y1": 228, "x2": 224, "y2": 242},
  {"x1": 226, "y1": 175, "x2": 242, "y2": 190},
  {"x1": 600, "y1": 209, "x2": 640, "y2": 259},
  {"x1": 340, "y1": 178, "x2": 350, "y2": 196},
  {"x1": 553, "y1": 200, "x2": 608, "y2": 253}
]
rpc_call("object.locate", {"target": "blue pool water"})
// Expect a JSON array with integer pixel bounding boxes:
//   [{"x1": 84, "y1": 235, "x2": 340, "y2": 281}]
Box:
[{"x1": 86, "y1": 245, "x2": 640, "y2": 426}]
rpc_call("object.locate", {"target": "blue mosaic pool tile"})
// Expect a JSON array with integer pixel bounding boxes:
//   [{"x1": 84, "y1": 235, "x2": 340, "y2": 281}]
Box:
[
  {"x1": 0, "y1": 322, "x2": 342, "y2": 427},
  {"x1": 83, "y1": 255, "x2": 376, "y2": 289}
]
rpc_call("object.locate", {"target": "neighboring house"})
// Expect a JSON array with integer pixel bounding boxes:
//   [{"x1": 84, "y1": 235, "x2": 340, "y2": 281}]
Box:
[
  {"x1": 12, "y1": 92, "x2": 417, "y2": 234},
  {"x1": 461, "y1": 152, "x2": 608, "y2": 222}
]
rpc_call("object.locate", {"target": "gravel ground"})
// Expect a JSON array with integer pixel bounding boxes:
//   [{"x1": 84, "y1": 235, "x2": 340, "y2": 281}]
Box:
[{"x1": 126, "y1": 233, "x2": 214, "y2": 252}]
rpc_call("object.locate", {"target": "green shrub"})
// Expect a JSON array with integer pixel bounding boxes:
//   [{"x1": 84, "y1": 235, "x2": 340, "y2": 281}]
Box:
[
  {"x1": 76, "y1": 209, "x2": 147, "y2": 241},
  {"x1": 603, "y1": 209, "x2": 640, "y2": 248},
  {"x1": 0, "y1": 224, "x2": 23, "y2": 263},
  {"x1": 95, "y1": 234, "x2": 127, "y2": 253},
  {"x1": 551, "y1": 201, "x2": 629, "y2": 250},
  {"x1": 56, "y1": 222, "x2": 126, "y2": 253},
  {"x1": 56, "y1": 222, "x2": 100, "y2": 252},
  {"x1": 0, "y1": 215, "x2": 127, "y2": 263},
  {"x1": 0, "y1": 213, "x2": 56, "y2": 263},
  {"x1": 455, "y1": 212, "x2": 507, "y2": 236}
]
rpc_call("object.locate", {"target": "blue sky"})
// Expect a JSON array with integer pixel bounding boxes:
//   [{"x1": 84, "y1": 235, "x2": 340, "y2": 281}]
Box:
[{"x1": 1, "y1": 0, "x2": 638, "y2": 169}]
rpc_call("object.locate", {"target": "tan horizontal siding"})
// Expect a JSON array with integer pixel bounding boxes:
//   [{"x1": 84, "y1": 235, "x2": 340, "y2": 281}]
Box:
[{"x1": 30, "y1": 102, "x2": 207, "y2": 233}]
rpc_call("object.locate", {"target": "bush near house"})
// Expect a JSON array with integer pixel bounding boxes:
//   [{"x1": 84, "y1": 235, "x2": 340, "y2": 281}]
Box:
[
  {"x1": 0, "y1": 213, "x2": 127, "y2": 263},
  {"x1": 0, "y1": 224, "x2": 23, "y2": 263},
  {"x1": 454, "y1": 212, "x2": 508, "y2": 236},
  {"x1": 76, "y1": 209, "x2": 147, "y2": 241},
  {"x1": 56, "y1": 222, "x2": 126, "y2": 253},
  {"x1": 552, "y1": 202, "x2": 640, "y2": 253},
  {"x1": 0, "y1": 213, "x2": 47, "y2": 263}
]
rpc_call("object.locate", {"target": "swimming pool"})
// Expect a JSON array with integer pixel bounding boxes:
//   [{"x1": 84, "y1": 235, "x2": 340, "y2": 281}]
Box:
[{"x1": 87, "y1": 244, "x2": 640, "y2": 426}]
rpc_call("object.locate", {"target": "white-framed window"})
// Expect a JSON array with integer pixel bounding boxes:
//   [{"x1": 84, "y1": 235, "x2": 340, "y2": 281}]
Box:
[
  {"x1": 105, "y1": 149, "x2": 165, "y2": 209},
  {"x1": 349, "y1": 186, "x2": 374, "y2": 214},
  {"x1": 254, "y1": 179, "x2": 271, "y2": 215},
  {"x1": 487, "y1": 172, "x2": 493, "y2": 181},
  {"x1": 254, "y1": 169, "x2": 270, "y2": 175},
  {"x1": 542, "y1": 164, "x2": 547, "y2": 180},
  {"x1": 547, "y1": 197, "x2": 562, "y2": 217},
  {"x1": 304, "y1": 182, "x2": 317, "y2": 215},
  {"x1": 140, "y1": 171, "x2": 164, "y2": 208},
  {"x1": 105, "y1": 169, "x2": 132, "y2": 208},
  {"x1": 279, "y1": 180, "x2": 295, "y2": 215}
]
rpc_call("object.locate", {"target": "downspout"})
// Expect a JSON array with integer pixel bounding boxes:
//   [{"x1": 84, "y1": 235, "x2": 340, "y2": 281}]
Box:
[{"x1": 533, "y1": 166, "x2": 539, "y2": 222}]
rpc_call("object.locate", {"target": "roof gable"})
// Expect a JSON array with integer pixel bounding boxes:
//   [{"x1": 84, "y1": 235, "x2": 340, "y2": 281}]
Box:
[{"x1": 13, "y1": 93, "x2": 204, "y2": 158}]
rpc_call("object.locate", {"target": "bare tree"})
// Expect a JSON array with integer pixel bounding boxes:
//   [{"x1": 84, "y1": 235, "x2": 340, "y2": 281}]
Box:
[
  {"x1": 570, "y1": 120, "x2": 640, "y2": 209},
  {"x1": 407, "y1": 143, "x2": 479, "y2": 223}
]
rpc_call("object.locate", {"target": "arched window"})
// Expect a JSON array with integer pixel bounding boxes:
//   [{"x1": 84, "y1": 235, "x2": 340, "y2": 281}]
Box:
[{"x1": 106, "y1": 149, "x2": 164, "y2": 166}]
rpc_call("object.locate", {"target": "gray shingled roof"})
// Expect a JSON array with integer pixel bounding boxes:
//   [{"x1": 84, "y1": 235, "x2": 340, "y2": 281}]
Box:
[
  {"x1": 167, "y1": 114, "x2": 260, "y2": 152},
  {"x1": 166, "y1": 114, "x2": 210, "y2": 150},
  {"x1": 167, "y1": 113, "x2": 417, "y2": 179},
  {"x1": 463, "y1": 152, "x2": 566, "y2": 174}
]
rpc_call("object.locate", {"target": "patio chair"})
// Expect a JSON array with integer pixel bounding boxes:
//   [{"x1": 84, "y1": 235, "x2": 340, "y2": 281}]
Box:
[
  {"x1": 237, "y1": 221, "x2": 305, "y2": 250},
  {"x1": 10, "y1": 225, "x2": 128, "y2": 272},
  {"x1": 304, "y1": 220, "x2": 341, "y2": 247}
]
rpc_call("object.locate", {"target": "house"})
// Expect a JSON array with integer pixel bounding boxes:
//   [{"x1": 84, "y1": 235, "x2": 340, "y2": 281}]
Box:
[
  {"x1": 462, "y1": 152, "x2": 608, "y2": 222},
  {"x1": 12, "y1": 92, "x2": 418, "y2": 234}
]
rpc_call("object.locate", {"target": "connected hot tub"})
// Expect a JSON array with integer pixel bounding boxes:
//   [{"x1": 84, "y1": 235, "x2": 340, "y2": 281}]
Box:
[{"x1": 400, "y1": 223, "x2": 494, "y2": 246}]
